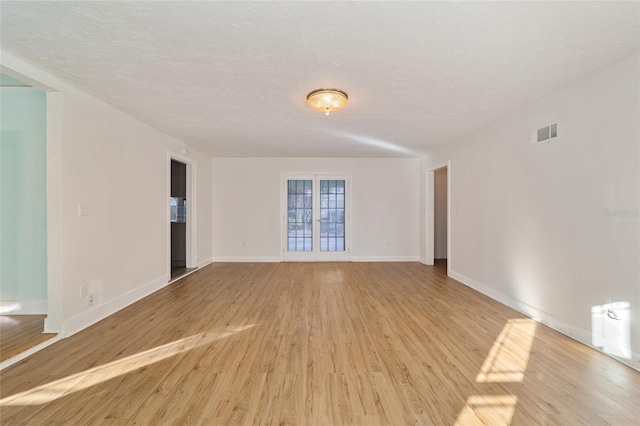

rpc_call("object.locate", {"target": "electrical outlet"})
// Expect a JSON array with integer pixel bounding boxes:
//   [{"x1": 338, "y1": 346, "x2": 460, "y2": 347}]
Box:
[{"x1": 80, "y1": 285, "x2": 88, "y2": 298}]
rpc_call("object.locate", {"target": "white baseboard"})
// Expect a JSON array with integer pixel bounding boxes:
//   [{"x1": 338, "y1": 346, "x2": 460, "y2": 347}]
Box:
[
  {"x1": 448, "y1": 269, "x2": 640, "y2": 372},
  {"x1": 197, "y1": 257, "x2": 214, "y2": 268},
  {"x1": 0, "y1": 335, "x2": 62, "y2": 371},
  {"x1": 418, "y1": 257, "x2": 436, "y2": 266},
  {"x1": 44, "y1": 316, "x2": 62, "y2": 333},
  {"x1": 48, "y1": 262, "x2": 213, "y2": 333},
  {"x1": 212, "y1": 256, "x2": 421, "y2": 263},
  {"x1": 61, "y1": 274, "x2": 170, "y2": 338},
  {"x1": 212, "y1": 256, "x2": 281, "y2": 262},
  {"x1": 0, "y1": 335, "x2": 62, "y2": 370},
  {"x1": 351, "y1": 256, "x2": 419, "y2": 262},
  {"x1": 0, "y1": 299, "x2": 47, "y2": 315}
]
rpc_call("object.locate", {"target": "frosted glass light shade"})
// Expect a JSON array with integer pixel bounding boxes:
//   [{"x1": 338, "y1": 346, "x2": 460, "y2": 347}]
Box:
[{"x1": 306, "y1": 89, "x2": 348, "y2": 115}]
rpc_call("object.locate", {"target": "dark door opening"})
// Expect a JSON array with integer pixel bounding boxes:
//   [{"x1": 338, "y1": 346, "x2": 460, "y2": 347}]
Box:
[{"x1": 170, "y1": 160, "x2": 188, "y2": 280}]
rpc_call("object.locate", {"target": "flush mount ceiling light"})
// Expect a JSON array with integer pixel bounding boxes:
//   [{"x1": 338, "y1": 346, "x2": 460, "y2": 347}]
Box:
[{"x1": 306, "y1": 89, "x2": 348, "y2": 115}]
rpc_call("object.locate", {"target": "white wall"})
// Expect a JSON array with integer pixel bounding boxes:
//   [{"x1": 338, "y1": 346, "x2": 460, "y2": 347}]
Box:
[
  {"x1": 1, "y1": 51, "x2": 213, "y2": 337},
  {"x1": 424, "y1": 52, "x2": 639, "y2": 367},
  {"x1": 212, "y1": 158, "x2": 420, "y2": 261},
  {"x1": 434, "y1": 167, "x2": 447, "y2": 259}
]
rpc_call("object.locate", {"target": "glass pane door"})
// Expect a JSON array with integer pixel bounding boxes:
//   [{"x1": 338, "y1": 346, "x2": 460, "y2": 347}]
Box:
[
  {"x1": 319, "y1": 179, "x2": 345, "y2": 249},
  {"x1": 287, "y1": 179, "x2": 313, "y2": 252},
  {"x1": 282, "y1": 174, "x2": 350, "y2": 262}
]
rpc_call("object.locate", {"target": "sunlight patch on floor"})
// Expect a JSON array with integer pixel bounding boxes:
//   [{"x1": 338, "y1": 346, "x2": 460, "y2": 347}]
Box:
[
  {"x1": 455, "y1": 395, "x2": 518, "y2": 426},
  {"x1": 0, "y1": 324, "x2": 255, "y2": 406},
  {"x1": 476, "y1": 318, "x2": 537, "y2": 383}
]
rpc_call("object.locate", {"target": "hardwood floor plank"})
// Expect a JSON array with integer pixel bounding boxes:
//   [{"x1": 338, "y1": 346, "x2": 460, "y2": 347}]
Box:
[
  {"x1": 1, "y1": 262, "x2": 639, "y2": 425},
  {"x1": 0, "y1": 315, "x2": 57, "y2": 362}
]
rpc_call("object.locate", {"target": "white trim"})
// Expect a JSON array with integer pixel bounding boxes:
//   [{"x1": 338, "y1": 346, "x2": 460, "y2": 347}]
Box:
[
  {"x1": 315, "y1": 174, "x2": 351, "y2": 262},
  {"x1": 167, "y1": 152, "x2": 198, "y2": 276},
  {"x1": 197, "y1": 257, "x2": 214, "y2": 268},
  {"x1": 449, "y1": 268, "x2": 640, "y2": 372},
  {"x1": 186, "y1": 163, "x2": 196, "y2": 268},
  {"x1": 424, "y1": 161, "x2": 451, "y2": 273},
  {"x1": 45, "y1": 91, "x2": 64, "y2": 333},
  {"x1": 0, "y1": 300, "x2": 47, "y2": 315},
  {"x1": 0, "y1": 54, "x2": 60, "y2": 92},
  {"x1": 280, "y1": 173, "x2": 352, "y2": 262},
  {"x1": 0, "y1": 86, "x2": 43, "y2": 92},
  {"x1": 1, "y1": 58, "x2": 66, "y2": 334},
  {"x1": 168, "y1": 268, "x2": 199, "y2": 284},
  {"x1": 447, "y1": 163, "x2": 451, "y2": 276},
  {"x1": 2, "y1": 259, "x2": 215, "y2": 369},
  {"x1": 0, "y1": 335, "x2": 62, "y2": 371},
  {"x1": 212, "y1": 257, "x2": 281, "y2": 263},
  {"x1": 351, "y1": 256, "x2": 419, "y2": 262},
  {"x1": 425, "y1": 161, "x2": 450, "y2": 172},
  {"x1": 167, "y1": 258, "x2": 213, "y2": 284},
  {"x1": 1, "y1": 59, "x2": 67, "y2": 334},
  {"x1": 61, "y1": 274, "x2": 169, "y2": 338},
  {"x1": 281, "y1": 173, "x2": 314, "y2": 262},
  {"x1": 425, "y1": 171, "x2": 434, "y2": 266}
]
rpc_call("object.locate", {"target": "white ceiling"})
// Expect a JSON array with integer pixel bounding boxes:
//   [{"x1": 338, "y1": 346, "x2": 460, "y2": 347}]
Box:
[{"x1": 1, "y1": 2, "x2": 638, "y2": 157}]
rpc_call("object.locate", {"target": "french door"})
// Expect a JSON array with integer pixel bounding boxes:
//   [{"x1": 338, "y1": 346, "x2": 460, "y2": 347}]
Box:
[{"x1": 282, "y1": 174, "x2": 350, "y2": 262}]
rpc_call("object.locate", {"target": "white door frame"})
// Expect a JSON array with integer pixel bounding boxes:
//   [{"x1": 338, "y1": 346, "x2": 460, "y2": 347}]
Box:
[
  {"x1": 45, "y1": 91, "x2": 64, "y2": 333},
  {"x1": 425, "y1": 161, "x2": 450, "y2": 273},
  {"x1": 0, "y1": 66, "x2": 64, "y2": 333},
  {"x1": 167, "y1": 152, "x2": 197, "y2": 276},
  {"x1": 281, "y1": 173, "x2": 351, "y2": 262}
]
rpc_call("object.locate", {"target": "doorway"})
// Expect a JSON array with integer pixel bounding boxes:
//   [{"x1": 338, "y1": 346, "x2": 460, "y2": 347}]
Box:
[
  {"x1": 281, "y1": 174, "x2": 351, "y2": 262},
  {"x1": 169, "y1": 157, "x2": 196, "y2": 281},
  {"x1": 425, "y1": 161, "x2": 450, "y2": 271},
  {"x1": 433, "y1": 167, "x2": 448, "y2": 270},
  {"x1": 0, "y1": 76, "x2": 59, "y2": 362}
]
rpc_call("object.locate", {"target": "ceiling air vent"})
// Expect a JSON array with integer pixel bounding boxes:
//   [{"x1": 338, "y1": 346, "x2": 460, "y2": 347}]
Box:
[{"x1": 531, "y1": 122, "x2": 558, "y2": 144}]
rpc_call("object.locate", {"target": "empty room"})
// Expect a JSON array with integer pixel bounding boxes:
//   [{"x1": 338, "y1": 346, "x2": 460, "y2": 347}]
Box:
[{"x1": 0, "y1": 2, "x2": 638, "y2": 425}]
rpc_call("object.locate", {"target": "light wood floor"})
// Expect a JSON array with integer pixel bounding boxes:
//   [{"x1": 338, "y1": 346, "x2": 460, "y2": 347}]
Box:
[
  {"x1": 0, "y1": 315, "x2": 56, "y2": 362},
  {"x1": 1, "y1": 262, "x2": 638, "y2": 425}
]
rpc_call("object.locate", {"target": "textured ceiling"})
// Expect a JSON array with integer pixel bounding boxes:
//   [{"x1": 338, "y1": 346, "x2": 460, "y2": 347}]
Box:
[{"x1": 1, "y1": 2, "x2": 638, "y2": 157}]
